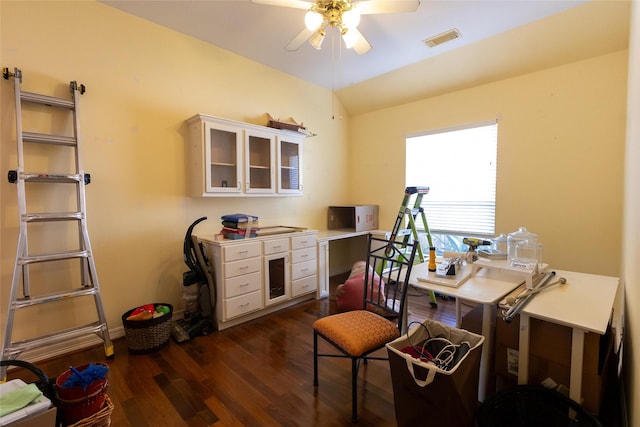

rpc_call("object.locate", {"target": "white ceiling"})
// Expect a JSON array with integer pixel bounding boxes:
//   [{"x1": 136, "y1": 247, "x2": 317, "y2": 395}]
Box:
[{"x1": 100, "y1": 0, "x2": 630, "y2": 115}]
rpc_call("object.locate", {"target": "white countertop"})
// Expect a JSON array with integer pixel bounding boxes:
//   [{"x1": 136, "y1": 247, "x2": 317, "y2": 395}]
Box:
[
  {"x1": 316, "y1": 229, "x2": 388, "y2": 242},
  {"x1": 520, "y1": 269, "x2": 619, "y2": 334},
  {"x1": 409, "y1": 261, "x2": 526, "y2": 305}
]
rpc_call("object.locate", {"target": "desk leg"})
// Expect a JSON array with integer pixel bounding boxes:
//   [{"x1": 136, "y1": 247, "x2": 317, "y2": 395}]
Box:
[
  {"x1": 317, "y1": 241, "x2": 329, "y2": 299},
  {"x1": 569, "y1": 328, "x2": 585, "y2": 404},
  {"x1": 478, "y1": 303, "x2": 494, "y2": 402},
  {"x1": 518, "y1": 313, "x2": 531, "y2": 385},
  {"x1": 455, "y1": 298, "x2": 462, "y2": 328}
]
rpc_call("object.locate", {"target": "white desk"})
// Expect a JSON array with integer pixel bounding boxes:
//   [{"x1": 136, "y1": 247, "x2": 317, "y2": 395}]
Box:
[
  {"x1": 517, "y1": 270, "x2": 619, "y2": 405},
  {"x1": 316, "y1": 229, "x2": 388, "y2": 298},
  {"x1": 408, "y1": 262, "x2": 525, "y2": 401}
]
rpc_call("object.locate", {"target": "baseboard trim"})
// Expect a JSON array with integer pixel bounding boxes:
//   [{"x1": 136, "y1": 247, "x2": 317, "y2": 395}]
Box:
[
  {"x1": 8, "y1": 309, "x2": 190, "y2": 365},
  {"x1": 11, "y1": 326, "x2": 125, "y2": 365}
]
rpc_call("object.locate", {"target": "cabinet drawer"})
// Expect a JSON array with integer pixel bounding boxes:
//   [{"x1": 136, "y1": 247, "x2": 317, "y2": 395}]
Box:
[
  {"x1": 224, "y1": 257, "x2": 261, "y2": 279},
  {"x1": 224, "y1": 291, "x2": 263, "y2": 320},
  {"x1": 225, "y1": 271, "x2": 261, "y2": 299},
  {"x1": 291, "y1": 246, "x2": 316, "y2": 264},
  {"x1": 223, "y1": 242, "x2": 261, "y2": 262},
  {"x1": 292, "y1": 275, "x2": 317, "y2": 297},
  {"x1": 263, "y1": 238, "x2": 289, "y2": 255},
  {"x1": 291, "y1": 234, "x2": 316, "y2": 250},
  {"x1": 291, "y1": 259, "x2": 317, "y2": 281}
]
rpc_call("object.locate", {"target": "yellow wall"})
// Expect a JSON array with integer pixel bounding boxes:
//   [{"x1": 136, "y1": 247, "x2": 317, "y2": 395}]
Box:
[
  {"x1": 0, "y1": 1, "x2": 349, "y2": 343},
  {"x1": 623, "y1": 2, "x2": 639, "y2": 424},
  {"x1": 349, "y1": 51, "x2": 627, "y2": 277}
]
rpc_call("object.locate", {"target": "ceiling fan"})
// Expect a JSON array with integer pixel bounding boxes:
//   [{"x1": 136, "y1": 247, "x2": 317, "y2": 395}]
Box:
[{"x1": 251, "y1": 1, "x2": 420, "y2": 55}]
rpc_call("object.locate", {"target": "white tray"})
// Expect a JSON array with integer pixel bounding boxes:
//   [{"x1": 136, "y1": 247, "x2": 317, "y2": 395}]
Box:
[{"x1": 416, "y1": 263, "x2": 472, "y2": 288}]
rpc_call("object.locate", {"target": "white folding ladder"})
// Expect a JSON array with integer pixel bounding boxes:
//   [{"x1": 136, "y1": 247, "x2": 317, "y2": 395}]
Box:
[{"x1": 1, "y1": 67, "x2": 113, "y2": 375}]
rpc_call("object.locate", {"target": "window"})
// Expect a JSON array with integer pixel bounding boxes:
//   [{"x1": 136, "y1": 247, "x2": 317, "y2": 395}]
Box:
[{"x1": 406, "y1": 121, "x2": 497, "y2": 252}]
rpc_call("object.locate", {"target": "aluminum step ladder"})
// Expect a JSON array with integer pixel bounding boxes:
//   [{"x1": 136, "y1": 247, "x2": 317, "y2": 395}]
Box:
[
  {"x1": 388, "y1": 186, "x2": 439, "y2": 308},
  {"x1": 1, "y1": 67, "x2": 113, "y2": 375}
]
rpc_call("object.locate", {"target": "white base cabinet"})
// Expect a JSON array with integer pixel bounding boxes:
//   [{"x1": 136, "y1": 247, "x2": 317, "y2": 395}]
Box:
[{"x1": 199, "y1": 231, "x2": 317, "y2": 330}]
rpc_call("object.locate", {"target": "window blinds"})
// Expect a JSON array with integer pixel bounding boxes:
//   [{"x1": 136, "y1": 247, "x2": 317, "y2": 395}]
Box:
[{"x1": 406, "y1": 121, "x2": 498, "y2": 236}]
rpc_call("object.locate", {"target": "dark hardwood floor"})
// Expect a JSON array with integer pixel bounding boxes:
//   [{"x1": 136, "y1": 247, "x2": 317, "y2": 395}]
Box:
[{"x1": 6, "y1": 282, "x2": 621, "y2": 426}]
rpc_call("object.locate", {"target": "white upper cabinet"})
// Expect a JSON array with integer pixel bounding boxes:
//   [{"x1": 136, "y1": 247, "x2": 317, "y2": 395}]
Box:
[{"x1": 187, "y1": 114, "x2": 306, "y2": 197}]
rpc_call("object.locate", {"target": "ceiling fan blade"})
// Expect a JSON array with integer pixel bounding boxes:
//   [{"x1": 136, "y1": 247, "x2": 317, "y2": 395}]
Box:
[
  {"x1": 349, "y1": 28, "x2": 372, "y2": 55},
  {"x1": 250, "y1": 0, "x2": 313, "y2": 10},
  {"x1": 356, "y1": 0, "x2": 420, "y2": 15},
  {"x1": 286, "y1": 28, "x2": 315, "y2": 51}
]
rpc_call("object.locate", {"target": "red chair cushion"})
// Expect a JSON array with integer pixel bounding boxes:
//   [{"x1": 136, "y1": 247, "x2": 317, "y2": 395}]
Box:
[{"x1": 336, "y1": 268, "x2": 385, "y2": 313}]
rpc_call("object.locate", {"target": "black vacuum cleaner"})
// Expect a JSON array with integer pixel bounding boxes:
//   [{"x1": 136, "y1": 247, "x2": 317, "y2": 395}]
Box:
[{"x1": 172, "y1": 216, "x2": 215, "y2": 342}]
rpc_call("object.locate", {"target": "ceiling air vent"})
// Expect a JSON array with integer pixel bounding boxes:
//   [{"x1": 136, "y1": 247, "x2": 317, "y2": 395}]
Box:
[{"x1": 423, "y1": 29, "x2": 462, "y2": 48}]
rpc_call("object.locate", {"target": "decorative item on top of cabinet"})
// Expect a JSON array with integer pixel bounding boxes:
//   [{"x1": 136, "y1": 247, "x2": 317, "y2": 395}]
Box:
[{"x1": 187, "y1": 114, "x2": 309, "y2": 197}]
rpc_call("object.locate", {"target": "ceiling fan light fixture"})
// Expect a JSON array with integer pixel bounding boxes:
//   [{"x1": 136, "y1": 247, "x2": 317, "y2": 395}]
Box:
[
  {"x1": 341, "y1": 28, "x2": 358, "y2": 49},
  {"x1": 309, "y1": 29, "x2": 326, "y2": 50},
  {"x1": 305, "y1": 10, "x2": 323, "y2": 31},
  {"x1": 341, "y1": 8, "x2": 360, "y2": 29}
]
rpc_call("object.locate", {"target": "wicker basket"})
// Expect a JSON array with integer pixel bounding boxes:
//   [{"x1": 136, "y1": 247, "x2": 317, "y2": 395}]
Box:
[
  {"x1": 121, "y1": 304, "x2": 173, "y2": 353},
  {"x1": 68, "y1": 394, "x2": 114, "y2": 427}
]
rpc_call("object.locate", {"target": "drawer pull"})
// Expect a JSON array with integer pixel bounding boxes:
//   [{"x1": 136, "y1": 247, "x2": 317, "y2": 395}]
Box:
[
  {"x1": 239, "y1": 266, "x2": 248, "y2": 270},
  {"x1": 273, "y1": 245, "x2": 281, "y2": 249},
  {"x1": 301, "y1": 268, "x2": 308, "y2": 272},
  {"x1": 240, "y1": 302, "x2": 250, "y2": 308},
  {"x1": 240, "y1": 283, "x2": 249, "y2": 287},
  {"x1": 301, "y1": 254, "x2": 308, "y2": 258},
  {"x1": 238, "y1": 250, "x2": 248, "y2": 255}
]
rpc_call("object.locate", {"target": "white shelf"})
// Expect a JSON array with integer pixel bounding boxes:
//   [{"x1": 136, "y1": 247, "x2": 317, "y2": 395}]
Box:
[{"x1": 471, "y1": 258, "x2": 540, "y2": 288}]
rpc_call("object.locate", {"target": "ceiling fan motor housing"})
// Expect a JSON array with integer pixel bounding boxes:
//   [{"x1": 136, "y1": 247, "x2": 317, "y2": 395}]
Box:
[{"x1": 314, "y1": 1, "x2": 355, "y2": 28}]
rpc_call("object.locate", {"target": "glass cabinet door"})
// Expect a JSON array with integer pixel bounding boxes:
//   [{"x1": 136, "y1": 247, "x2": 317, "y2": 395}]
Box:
[
  {"x1": 264, "y1": 252, "x2": 290, "y2": 306},
  {"x1": 205, "y1": 123, "x2": 242, "y2": 194},
  {"x1": 245, "y1": 129, "x2": 275, "y2": 194},
  {"x1": 277, "y1": 137, "x2": 303, "y2": 194}
]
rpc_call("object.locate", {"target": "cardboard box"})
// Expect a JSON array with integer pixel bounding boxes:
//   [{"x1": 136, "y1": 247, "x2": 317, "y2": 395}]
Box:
[
  {"x1": 328, "y1": 205, "x2": 378, "y2": 232},
  {"x1": 8, "y1": 406, "x2": 57, "y2": 427},
  {"x1": 461, "y1": 303, "x2": 483, "y2": 335},
  {"x1": 461, "y1": 304, "x2": 496, "y2": 395},
  {"x1": 0, "y1": 379, "x2": 56, "y2": 427},
  {"x1": 493, "y1": 314, "x2": 614, "y2": 414}
]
